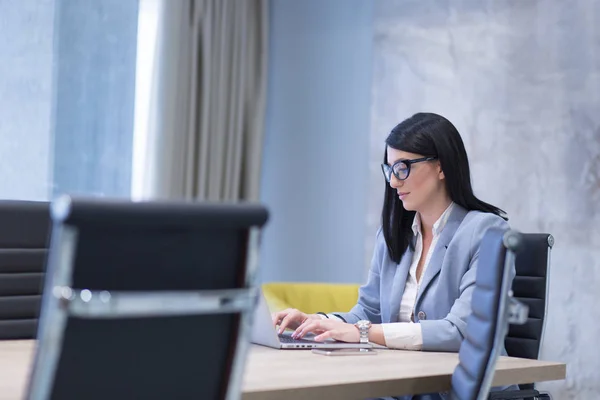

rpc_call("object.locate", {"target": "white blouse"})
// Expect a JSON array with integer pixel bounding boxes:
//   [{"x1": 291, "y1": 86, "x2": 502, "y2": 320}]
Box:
[{"x1": 381, "y1": 202, "x2": 455, "y2": 350}]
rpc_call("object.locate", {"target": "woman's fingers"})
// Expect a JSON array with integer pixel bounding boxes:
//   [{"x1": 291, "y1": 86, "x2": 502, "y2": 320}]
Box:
[
  {"x1": 292, "y1": 318, "x2": 311, "y2": 337},
  {"x1": 271, "y1": 309, "x2": 294, "y2": 327},
  {"x1": 293, "y1": 321, "x2": 317, "y2": 339},
  {"x1": 294, "y1": 320, "x2": 328, "y2": 339},
  {"x1": 277, "y1": 310, "x2": 306, "y2": 333},
  {"x1": 292, "y1": 319, "x2": 358, "y2": 343}
]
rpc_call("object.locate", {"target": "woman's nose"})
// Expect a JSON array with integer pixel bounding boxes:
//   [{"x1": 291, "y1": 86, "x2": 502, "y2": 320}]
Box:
[{"x1": 389, "y1": 175, "x2": 403, "y2": 189}]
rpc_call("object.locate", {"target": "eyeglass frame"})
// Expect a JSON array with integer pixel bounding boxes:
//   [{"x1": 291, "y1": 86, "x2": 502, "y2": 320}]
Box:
[{"x1": 381, "y1": 156, "x2": 438, "y2": 182}]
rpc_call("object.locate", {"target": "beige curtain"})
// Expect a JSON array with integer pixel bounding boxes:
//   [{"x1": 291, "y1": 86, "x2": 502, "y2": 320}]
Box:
[{"x1": 132, "y1": 0, "x2": 269, "y2": 201}]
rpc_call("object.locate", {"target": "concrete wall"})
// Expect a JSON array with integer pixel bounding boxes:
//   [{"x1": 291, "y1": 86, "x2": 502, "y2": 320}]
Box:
[
  {"x1": 0, "y1": 0, "x2": 55, "y2": 200},
  {"x1": 369, "y1": 1, "x2": 600, "y2": 397}
]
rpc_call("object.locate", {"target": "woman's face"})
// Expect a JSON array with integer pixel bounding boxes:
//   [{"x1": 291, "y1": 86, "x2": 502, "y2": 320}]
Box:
[{"x1": 385, "y1": 147, "x2": 446, "y2": 212}]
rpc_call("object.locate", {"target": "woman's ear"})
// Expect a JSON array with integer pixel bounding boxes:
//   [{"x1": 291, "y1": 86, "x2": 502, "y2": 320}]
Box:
[{"x1": 438, "y1": 163, "x2": 445, "y2": 180}]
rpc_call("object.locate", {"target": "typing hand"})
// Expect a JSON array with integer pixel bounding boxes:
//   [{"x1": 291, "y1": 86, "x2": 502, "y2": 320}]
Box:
[
  {"x1": 272, "y1": 309, "x2": 321, "y2": 334},
  {"x1": 292, "y1": 319, "x2": 360, "y2": 343}
]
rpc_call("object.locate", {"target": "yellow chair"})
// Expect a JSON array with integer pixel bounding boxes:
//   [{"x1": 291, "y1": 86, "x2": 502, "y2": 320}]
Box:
[{"x1": 262, "y1": 282, "x2": 360, "y2": 314}]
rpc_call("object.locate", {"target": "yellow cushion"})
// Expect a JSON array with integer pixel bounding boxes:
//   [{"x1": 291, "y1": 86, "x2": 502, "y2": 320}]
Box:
[{"x1": 262, "y1": 282, "x2": 360, "y2": 314}]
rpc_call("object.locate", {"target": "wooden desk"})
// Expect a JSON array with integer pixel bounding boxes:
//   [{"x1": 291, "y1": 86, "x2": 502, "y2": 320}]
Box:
[{"x1": 1, "y1": 340, "x2": 565, "y2": 400}]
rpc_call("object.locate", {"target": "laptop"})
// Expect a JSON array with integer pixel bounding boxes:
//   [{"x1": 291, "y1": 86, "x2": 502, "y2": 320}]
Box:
[{"x1": 251, "y1": 290, "x2": 372, "y2": 349}]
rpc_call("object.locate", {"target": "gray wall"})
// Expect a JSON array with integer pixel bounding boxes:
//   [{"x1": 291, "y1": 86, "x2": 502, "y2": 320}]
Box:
[
  {"x1": 0, "y1": 0, "x2": 55, "y2": 200},
  {"x1": 369, "y1": 1, "x2": 600, "y2": 398},
  {"x1": 259, "y1": 0, "x2": 373, "y2": 283}
]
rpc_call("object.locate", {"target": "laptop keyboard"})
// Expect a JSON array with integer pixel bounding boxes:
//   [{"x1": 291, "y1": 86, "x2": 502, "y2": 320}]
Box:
[{"x1": 278, "y1": 334, "x2": 318, "y2": 344}]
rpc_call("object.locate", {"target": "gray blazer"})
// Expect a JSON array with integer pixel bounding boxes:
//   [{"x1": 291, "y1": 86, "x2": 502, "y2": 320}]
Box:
[{"x1": 336, "y1": 205, "x2": 515, "y2": 399}]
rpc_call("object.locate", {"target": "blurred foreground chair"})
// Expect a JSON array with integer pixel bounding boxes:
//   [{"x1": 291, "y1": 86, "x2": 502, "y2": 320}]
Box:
[
  {"x1": 0, "y1": 201, "x2": 50, "y2": 340},
  {"x1": 450, "y1": 228, "x2": 533, "y2": 400},
  {"x1": 26, "y1": 197, "x2": 269, "y2": 400}
]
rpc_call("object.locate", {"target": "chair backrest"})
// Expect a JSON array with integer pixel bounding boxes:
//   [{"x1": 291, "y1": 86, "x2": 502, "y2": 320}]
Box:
[
  {"x1": 505, "y1": 233, "x2": 552, "y2": 360},
  {"x1": 26, "y1": 196, "x2": 269, "y2": 400},
  {"x1": 450, "y1": 228, "x2": 528, "y2": 400},
  {"x1": 0, "y1": 200, "x2": 50, "y2": 340}
]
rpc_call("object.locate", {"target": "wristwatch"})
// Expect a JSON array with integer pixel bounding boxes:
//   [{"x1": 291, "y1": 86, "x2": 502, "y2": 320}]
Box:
[{"x1": 355, "y1": 320, "x2": 372, "y2": 344}]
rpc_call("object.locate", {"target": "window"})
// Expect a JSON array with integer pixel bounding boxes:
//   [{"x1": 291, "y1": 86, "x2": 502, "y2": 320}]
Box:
[{"x1": 0, "y1": 0, "x2": 143, "y2": 201}]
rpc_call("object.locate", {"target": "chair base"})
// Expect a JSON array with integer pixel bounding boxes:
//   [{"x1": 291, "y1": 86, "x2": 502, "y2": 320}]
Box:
[{"x1": 489, "y1": 389, "x2": 551, "y2": 400}]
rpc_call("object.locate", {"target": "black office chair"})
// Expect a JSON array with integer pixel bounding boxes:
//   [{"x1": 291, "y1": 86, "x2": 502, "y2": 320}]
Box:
[
  {"x1": 450, "y1": 228, "x2": 529, "y2": 400},
  {"x1": 503, "y1": 233, "x2": 553, "y2": 398},
  {"x1": 26, "y1": 196, "x2": 269, "y2": 400},
  {"x1": 485, "y1": 233, "x2": 554, "y2": 400},
  {"x1": 0, "y1": 201, "x2": 50, "y2": 340}
]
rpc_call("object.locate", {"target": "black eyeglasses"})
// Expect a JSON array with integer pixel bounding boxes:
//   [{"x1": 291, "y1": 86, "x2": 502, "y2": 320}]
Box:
[{"x1": 381, "y1": 156, "x2": 438, "y2": 182}]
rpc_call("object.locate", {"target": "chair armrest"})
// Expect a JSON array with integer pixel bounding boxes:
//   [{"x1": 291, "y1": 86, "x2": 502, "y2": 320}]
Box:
[{"x1": 488, "y1": 389, "x2": 550, "y2": 400}]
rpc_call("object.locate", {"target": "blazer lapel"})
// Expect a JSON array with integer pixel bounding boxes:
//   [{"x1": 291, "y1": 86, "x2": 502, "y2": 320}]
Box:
[
  {"x1": 415, "y1": 205, "x2": 468, "y2": 306},
  {"x1": 387, "y1": 246, "x2": 413, "y2": 323}
]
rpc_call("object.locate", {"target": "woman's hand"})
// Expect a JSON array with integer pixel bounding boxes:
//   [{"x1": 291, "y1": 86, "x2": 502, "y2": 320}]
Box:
[
  {"x1": 292, "y1": 319, "x2": 360, "y2": 343},
  {"x1": 271, "y1": 309, "x2": 321, "y2": 334}
]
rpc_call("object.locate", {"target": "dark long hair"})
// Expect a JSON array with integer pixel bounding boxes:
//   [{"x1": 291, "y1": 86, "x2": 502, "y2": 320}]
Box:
[{"x1": 382, "y1": 112, "x2": 507, "y2": 263}]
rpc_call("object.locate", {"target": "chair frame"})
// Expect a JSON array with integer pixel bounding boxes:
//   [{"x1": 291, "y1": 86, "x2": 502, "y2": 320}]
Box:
[
  {"x1": 28, "y1": 199, "x2": 262, "y2": 400},
  {"x1": 494, "y1": 234, "x2": 554, "y2": 400},
  {"x1": 537, "y1": 234, "x2": 553, "y2": 361},
  {"x1": 471, "y1": 230, "x2": 528, "y2": 400}
]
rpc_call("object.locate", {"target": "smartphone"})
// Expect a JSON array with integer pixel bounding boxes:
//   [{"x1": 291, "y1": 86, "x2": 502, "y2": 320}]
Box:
[{"x1": 312, "y1": 348, "x2": 377, "y2": 356}]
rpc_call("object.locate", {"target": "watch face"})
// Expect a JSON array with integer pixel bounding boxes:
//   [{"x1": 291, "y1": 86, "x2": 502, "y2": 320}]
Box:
[{"x1": 357, "y1": 320, "x2": 371, "y2": 328}]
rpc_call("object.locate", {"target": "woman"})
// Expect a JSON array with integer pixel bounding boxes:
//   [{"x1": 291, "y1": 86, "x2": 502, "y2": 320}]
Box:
[{"x1": 272, "y1": 112, "x2": 516, "y2": 399}]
